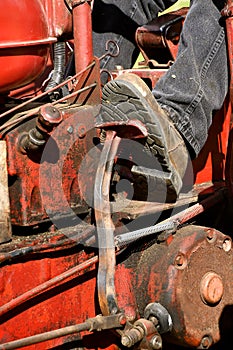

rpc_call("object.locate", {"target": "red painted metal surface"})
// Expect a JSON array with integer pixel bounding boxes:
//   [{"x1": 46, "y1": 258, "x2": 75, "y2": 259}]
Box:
[
  {"x1": 0, "y1": 0, "x2": 55, "y2": 93},
  {"x1": 41, "y1": 0, "x2": 73, "y2": 38},
  {"x1": 0, "y1": 247, "x2": 99, "y2": 349},
  {"x1": 1, "y1": 1, "x2": 233, "y2": 349},
  {"x1": 72, "y1": 1, "x2": 94, "y2": 74},
  {"x1": 6, "y1": 104, "x2": 98, "y2": 226}
]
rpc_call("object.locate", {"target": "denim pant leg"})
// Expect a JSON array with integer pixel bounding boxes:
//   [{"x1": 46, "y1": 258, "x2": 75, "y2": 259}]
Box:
[
  {"x1": 153, "y1": 0, "x2": 229, "y2": 157},
  {"x1": 92, "y1": 0, "x2": 178, "y2": 78}
]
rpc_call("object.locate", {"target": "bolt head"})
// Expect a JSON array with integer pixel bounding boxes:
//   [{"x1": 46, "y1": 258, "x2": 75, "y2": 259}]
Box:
[
  {"x1": 121, "y1": 335, "x2": 131, "y2": 347},
  {"x1": 200, "y1": 272, "x2": 224, "y2": 305},
  {"x1": 174, "y1": 253, "x2": 187, "y2": 269},
  {"x1": 150, "y1": 334, "x2": 162, "y2": 349},
  {"x1": 67, "y1": 126, "x2": 74, "y2": 134}
]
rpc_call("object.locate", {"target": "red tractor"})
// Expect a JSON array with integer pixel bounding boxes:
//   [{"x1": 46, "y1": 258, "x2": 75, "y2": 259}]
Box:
[{"x1": 1, "y1": 1, "x2": 233, "y2": 349}]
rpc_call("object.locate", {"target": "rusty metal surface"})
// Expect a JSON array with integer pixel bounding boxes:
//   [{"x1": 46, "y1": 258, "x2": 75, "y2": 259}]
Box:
[
  {"x1": 70, "y1": 57, "x2": 102, "y2": 106},
  {"x1": 1, "y1": 1, "x2": 233, "y2": 349},
  {"x1": 94, "y1": 131, "x2": 120, "y2": 315},
  {"x1": 136, "y1": 226, "x2": 233, "y2": 348},
  {"x1": 0, "y1": 246, "x2": 98, "y2": 348},
  {"x1": 0, "y1": 314, "x2": 125, "y2": 350},
  {"x1": 0, "y1": 141, "x2": 12, "y2": 243},
  {"x1": 5, "y1": 103, "x2": 99, "y2": 226}
]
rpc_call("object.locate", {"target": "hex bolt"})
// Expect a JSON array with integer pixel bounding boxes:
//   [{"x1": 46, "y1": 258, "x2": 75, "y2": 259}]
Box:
[
  {"x1": 67, "y1": 126, "x2": 73, "y2": 134},
  {"x1": 150, "y1": 334, "x2": 162, "y2": 349},
  {"x1": 121, "y1": 335, "x2": 132, "y2": 347},
  {"x1": 121, "y1": 325, "x2": 144, "y2": 348}
]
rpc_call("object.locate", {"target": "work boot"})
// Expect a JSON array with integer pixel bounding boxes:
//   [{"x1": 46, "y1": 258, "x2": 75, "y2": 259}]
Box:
[{"x1": 96, "y1": 73, "x2": 189, "y2": 202}]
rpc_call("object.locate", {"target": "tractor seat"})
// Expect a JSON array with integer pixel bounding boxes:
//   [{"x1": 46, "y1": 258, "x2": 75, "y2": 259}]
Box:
[{"x1": 136, "y1": 7, "x2": 188, "y2": 67}]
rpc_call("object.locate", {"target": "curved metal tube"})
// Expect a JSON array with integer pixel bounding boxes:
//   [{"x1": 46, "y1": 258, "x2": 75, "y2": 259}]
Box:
[{"x1": 94, "y1": 130, "x2": 121, "y2": 315}]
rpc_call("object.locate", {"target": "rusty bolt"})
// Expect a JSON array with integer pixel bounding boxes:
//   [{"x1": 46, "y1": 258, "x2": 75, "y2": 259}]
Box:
[
  {"x1": 121, "y1": 335, "x2": 132, "y2": 347},
  {"x1": 174, "y1": 253, "x2": 186, "y2": 269},
  {"x1": 175, "y1": 255, "x2": 183, "y2": 266},
  {"x1": 150, "y1": 334, "x2": 162, "y2": 349},
  {"x1": 77, "y1": 124, "x2": 86, "y2": 138},
  {"x1": 206, "y1": 229, "x2": 216, "y2": 243},
  {"x1": 67, "y1": 126, "x2": 73, "y2": 134},
  {"x1": 200, "y1": 272, "x2": 224, "y2": 305},
  {"x1": 121, "y1": 325, "x2": 144, "y2": 347}
]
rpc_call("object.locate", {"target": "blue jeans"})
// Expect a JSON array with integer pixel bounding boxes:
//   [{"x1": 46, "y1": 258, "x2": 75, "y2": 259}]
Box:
[{"x1": 92, "y1": 0, "x2": 229, "y2": 157}]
